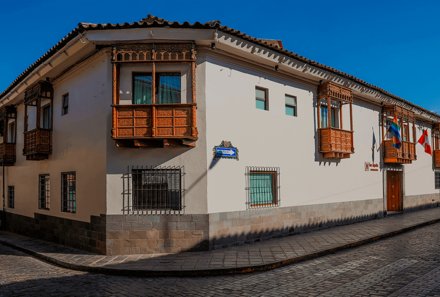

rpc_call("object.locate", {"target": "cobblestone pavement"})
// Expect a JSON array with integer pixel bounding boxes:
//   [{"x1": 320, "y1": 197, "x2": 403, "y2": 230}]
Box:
[{"x1": 1, "y1": 222, "x2": 440, "y2": 296}]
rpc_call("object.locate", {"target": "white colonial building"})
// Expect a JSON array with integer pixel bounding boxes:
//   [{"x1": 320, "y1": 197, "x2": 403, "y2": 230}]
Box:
[{"x1": 0, "y1": 15, "x2": 439, "y2": 255}]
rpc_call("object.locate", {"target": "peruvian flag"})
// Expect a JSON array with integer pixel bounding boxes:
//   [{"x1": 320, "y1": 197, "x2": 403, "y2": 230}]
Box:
[{"x1": 418, "y1": 129, "x2": 432, "y2": 155}]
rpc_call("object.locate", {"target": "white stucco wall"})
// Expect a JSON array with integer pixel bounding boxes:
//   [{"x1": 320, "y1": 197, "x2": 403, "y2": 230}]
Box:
[
  {"x1": 3, "y1": 52, "x2": 108, "y2": 222},
  {"x1": 204, "y1": 53, "x2": 384, "y2": 214}
]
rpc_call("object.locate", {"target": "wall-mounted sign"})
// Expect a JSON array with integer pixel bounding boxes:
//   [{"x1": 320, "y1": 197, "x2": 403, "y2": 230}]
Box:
[
  {"x1": 365, "y1": 162, "x2": 379, "y2": 172},
  {"x1": 213, "y1": 141, "x2": 239, "y2": 160}
]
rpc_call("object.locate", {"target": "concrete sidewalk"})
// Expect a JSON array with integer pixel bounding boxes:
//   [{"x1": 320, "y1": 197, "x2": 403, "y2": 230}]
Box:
[{"x1": 1, "y1": 207, "x2": 440, "y2": 277}]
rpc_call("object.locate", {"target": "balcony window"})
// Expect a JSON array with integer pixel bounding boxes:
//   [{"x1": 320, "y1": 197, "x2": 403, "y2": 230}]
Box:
[
  {"x1": 133, "y1": 73, "x2": 181, "y2": 105},
  {"x1": 133, "y1": 73, "x2": 152, "y2": 104},
  {"x1": 42, "y1": 105, "x2": 51, "y2": 129},
  {"x1": 157, "y1": 73, "x2": 181, "y2": 104},
  {"x1": 7, "y1": 122, "x2": 15, "y2": 143}
]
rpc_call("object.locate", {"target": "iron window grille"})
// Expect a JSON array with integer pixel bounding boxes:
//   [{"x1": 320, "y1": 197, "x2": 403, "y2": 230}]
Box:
[
  {"x1": 245, "y1": 166, "x2": 280, "y2": 209},
  {"x1": 61, "y1": 172, "x2": 76, "y2": 213},
  {"x1": 122, "y1": 165, "x2": 185, "y2": 215},
  {"x1": 7, "y1": 186, "x2": 14, "y2": 209},
  {"x1": 38, "y1": 174, "x2": 50, "y2": 210},
  {"x1": 435, "y1": 171, "x2": 440, "y2": 189}
]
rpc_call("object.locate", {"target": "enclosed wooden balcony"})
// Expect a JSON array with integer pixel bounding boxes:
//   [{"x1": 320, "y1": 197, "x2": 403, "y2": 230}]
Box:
[
  {"x1": 24, "y1": 81, "x2": 53, "y2": 160},
  {"x1": 383, "y1": 140, "x2": 416, "y2": 164},
  {"x1": 113, "y1": 104, "x2": 197, "y2": 147},
  {"x1": 319, "y1": 128, "x2": 353, "y2": 159},
  {"x1": 317, "y1": 81, "x2": 354, "y2": 159},
  {"x1": 23, "y1": 129, "x2": 52, "y2": 160},
  {"x1": 381, "y1": 105, "x2": 416, "y2": 164},
  {"x1": 111, "y1": 43, "x2": 198, "y2": 148},
  {"x1": 0, "y1": 143, "x2": 16, "y2": 165}
]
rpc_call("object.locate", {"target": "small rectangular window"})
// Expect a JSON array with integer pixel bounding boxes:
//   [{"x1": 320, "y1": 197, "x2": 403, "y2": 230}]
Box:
[
  {"x1": 39, "y1": 174, "x2": 50, "y2": 210},
  {"x1": 246, "y1": 167, "x2": 279, "y2": 208},
  {"x1": 62, "y1": 93, "x2": 69, "y2": 115},
  {"x1": 255, "y1": 87, "x2": 268, "y2": 111},
  {"x1": 61, "y1": 172, "x2": 76, "y2": 213},
  {"x1": 285, "y1": 95, "x2": 297, "y2": 116},
  {"x1": 7, "y1": 186, "x2": 14, "y2": 209},
  {"x1": 435, "y1": 172, "x2": 440, "y2": 189}
]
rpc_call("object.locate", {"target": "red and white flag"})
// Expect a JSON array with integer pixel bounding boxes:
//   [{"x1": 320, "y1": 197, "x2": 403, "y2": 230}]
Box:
[{"x1": 418, "y1": 129, "x2": 432, "y2": 155}]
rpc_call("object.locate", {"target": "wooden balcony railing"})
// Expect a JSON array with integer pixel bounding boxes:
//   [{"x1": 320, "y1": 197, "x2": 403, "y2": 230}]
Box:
[
  {"x1": 113, "y1": 103, "x2": 197, "y2": 146},
  {"x1": 383, "y1": 140, "x2": 416, "y2": 164},
  {"x1": 434, "y1": 150, "x2": 440, "y2": 169},
  {"x1": 23, "y1": 128, "x2": 52, "y2": 160},
  {"x1": 319, "y1": 128, "x2": 354, "y2": 159},
  {"x1": 0, "y1": 143, "x2": 16, "y2": 165}
]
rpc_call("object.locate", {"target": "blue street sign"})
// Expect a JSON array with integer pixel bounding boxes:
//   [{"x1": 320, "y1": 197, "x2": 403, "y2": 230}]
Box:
[{"x1": 214, "y1": 147, "x2": 238, "y2": 159}]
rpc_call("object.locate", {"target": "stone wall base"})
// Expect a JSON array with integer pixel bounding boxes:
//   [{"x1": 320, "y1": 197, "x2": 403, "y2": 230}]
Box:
[
  {"x1": 403, "y1": 193, "x2": 440, "y2": 211},
  {"x1": 208, "y1": 198, "x2": 384, "y2": 249},
  {"x1": 1, "y1": 194, "x2": 439, "y2": 255},
  {"x1": 2, "y1": 212, "x2": 106, "y2": 254}
]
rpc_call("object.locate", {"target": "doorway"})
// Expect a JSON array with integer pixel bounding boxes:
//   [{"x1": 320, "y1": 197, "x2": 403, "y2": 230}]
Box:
[{"x1": 386, "y1": 170, "x2": 403, "y2": 211}]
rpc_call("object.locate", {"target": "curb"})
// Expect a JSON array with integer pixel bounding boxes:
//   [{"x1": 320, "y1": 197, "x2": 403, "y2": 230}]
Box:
[{"x1": 1, "y1": 217, "x2": 440, "y2": 277}]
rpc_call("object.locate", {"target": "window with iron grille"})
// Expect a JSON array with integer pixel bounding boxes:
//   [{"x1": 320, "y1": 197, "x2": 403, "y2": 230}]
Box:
[
  {"x1": 62, "y1": 93, "x2": 69, "y2": 115},
  {"x1": 122, "y1": 166, "x2": 184, "y2": 214},
  {"x1": 435, "y1": 171, "x2": 440, "y2": 189},
  {"x1": 246, "y1": 167, "x2": 280, "y2": 208},
  {"x1": 39, "y1": 174, "x2": 50, "y2": 209},
  {"x1": 61, "y1": 172, "x2": 76, "y2": 213},
  {"x1": 7, "y1": 186, "x2": 14, "y2": 209}
]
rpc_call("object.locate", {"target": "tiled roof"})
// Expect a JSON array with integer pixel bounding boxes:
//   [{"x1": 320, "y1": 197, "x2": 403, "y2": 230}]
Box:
[{"x1": 1, "y1": 14, "x2": 438, "y2": 120}]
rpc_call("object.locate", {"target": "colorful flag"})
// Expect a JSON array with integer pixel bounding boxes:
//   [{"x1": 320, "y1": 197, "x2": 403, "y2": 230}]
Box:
[
  {"x1": 417, "y1": 129, "x2": 432, "y2": 155},
  {"x1": 388, "y1": 116, "x2": 401, "y2": 149}
]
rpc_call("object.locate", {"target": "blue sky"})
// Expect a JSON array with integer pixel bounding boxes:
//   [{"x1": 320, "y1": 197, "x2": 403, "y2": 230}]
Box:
[{"x1": 1, "y1": 0, "x2": 439, "y2": 113}]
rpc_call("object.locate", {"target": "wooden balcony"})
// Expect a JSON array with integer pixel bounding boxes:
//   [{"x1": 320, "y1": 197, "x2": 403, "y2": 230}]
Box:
[
  {"x1": 113, "y1": 103, "x2": 198, "y2": 147},
  {"x1": 23, "y1": 128, "x2": 52, "y2": 160},
  {"x1": 0, "y1": 143, "x2": 16, "y2": 165},
  {"x1": 434, "y1": 150, "x2": 440, "y2": 169},
  {"x1": 383, "y1": 140, "x2": 416, "y2": 164},
  {"x1": 319, "y1": 128, "x2": 354, "y2": 159}
]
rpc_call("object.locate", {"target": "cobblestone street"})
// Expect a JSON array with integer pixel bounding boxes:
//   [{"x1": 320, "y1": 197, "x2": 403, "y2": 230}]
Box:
[{"x1": 2, "y1": 222, "x2": 440, "y2": 297}]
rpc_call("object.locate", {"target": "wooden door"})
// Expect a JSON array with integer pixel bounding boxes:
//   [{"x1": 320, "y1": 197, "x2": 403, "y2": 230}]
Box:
[{"x1": 387, "y1": 171, "x2": 402, "y2": 211}]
